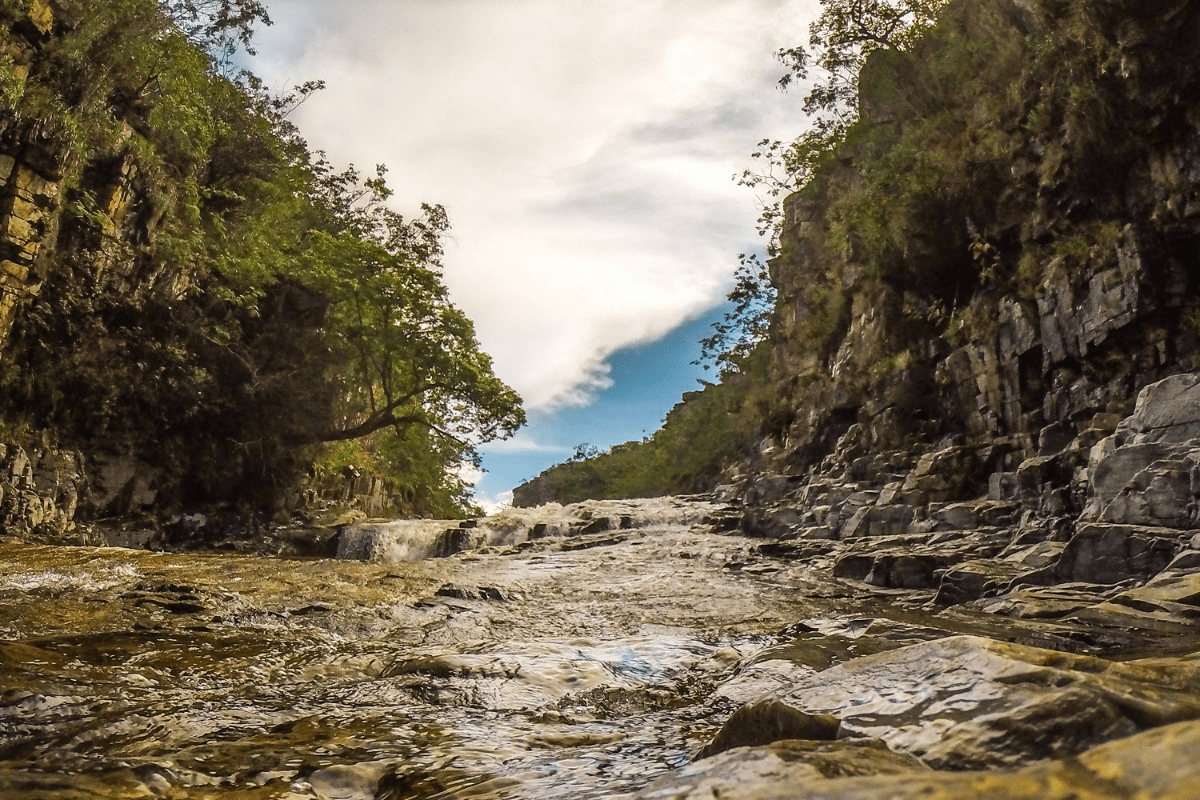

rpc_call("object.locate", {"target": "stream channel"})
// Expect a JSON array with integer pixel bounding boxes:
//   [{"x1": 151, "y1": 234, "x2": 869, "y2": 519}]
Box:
[{"x1": 0, "y1": 496, "x2": 1159, "y2": 799}]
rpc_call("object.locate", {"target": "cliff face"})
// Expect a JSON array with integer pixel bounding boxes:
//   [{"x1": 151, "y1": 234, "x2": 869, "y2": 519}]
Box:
[
  {"x1": 681, "y1": 0, "x2": 1200, "y2": 615},
  {"x1": 514, "y1": 0, "x2": 1200, "y2": 511},
  {"x1": 0, "y1": 1, "x2": 192, "y2": 347},
  {"x1": 0, "y1": 1, "x2": 184, "y2": 539},
  {"x1": 755, "y1": 0, "x2": 1200, "y2": 494}
]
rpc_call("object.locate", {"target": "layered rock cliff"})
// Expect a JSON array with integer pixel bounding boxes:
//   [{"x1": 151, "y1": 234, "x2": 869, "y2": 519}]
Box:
[
  {"x1": 756, "y1": 0, "x2": 1200, "y2": 484},
  {"x1": 672, "y1": 0, "x2": 1200, "y2": 637}
]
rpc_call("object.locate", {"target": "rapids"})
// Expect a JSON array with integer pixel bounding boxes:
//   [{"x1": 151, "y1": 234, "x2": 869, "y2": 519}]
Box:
[
  {"x1": 3, "y1": 497, "x2": 1197, "y2": 799},
  {"x1": 0, "y1": 499, "x2": 838, "y2": 799}
]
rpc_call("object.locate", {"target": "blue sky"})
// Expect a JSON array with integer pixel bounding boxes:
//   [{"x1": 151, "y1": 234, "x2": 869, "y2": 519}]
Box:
[{"x1": 472, "y1": 304, "x2": 729, "y2": 506}]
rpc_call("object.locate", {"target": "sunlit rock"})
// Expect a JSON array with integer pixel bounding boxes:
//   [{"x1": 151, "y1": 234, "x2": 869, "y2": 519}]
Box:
[{"x1": 731, "y1": 635, "x2": 1200, "y2": 769}]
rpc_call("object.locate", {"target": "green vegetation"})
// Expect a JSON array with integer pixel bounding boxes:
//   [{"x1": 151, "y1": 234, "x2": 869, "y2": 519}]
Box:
[
  {"x1": 517, "y1": 351, "x2": 770, "y2": 504},
  {"x1": 0, "y1": 0, "x2": 522, "y2": 516}
]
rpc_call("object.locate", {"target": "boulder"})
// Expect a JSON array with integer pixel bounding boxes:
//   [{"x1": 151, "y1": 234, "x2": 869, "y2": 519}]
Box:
[
  {"x1": 634, "y1": 719, "x2": 1200, "y2": 800},
  {"x1": 756, "y1": 635, "x2": 1200, "y2": 769},
  {"x1": 1097, "y1": 458, "x2": 1195, "y2": 528},
  {"x1": 1085, "y1": 440, "x2": 1198, "y2": 523},
  {"x1": 1126, "y1": 373, "x2": 1200, "y2": 443}
]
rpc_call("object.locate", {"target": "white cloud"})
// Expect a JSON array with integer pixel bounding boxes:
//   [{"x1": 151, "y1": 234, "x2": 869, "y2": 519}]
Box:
[
  {"x1": 478, "y1": 432, "x2": 572, "y2": 455},
  {"x1": 255, "y1": 0, "x2": 817, "y2": 409}
]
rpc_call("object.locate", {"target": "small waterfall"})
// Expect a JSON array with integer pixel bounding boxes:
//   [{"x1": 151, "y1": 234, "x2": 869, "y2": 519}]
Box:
[
  {"x1": 335, "y1": 497, "x2": 722, "y2": 564},
  {"x1": 335, "y1": 520, "x2": 458, "y2": 562}
]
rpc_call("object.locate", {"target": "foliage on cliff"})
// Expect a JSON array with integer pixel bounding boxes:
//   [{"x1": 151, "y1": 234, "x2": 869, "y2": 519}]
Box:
[
  {"x1": 519, "y1": 0, "x2": 1200, "y2": 503},
  {"x1": 0, "y1": 0, "x2": 523, "y2": 516},
  {"x1": 757, "y1": 0, "x2": 1200, "y2": 458}
]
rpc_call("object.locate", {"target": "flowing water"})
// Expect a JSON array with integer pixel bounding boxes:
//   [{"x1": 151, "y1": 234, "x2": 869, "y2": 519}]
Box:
[{"x1": 0, "y1": 499, "x2": 1013, "y2": 798}]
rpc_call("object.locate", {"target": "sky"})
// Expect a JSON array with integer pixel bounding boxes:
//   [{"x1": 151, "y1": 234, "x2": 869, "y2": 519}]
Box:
[{"x1": 252, "y1": 0, "x2": 816, "y2": 508}]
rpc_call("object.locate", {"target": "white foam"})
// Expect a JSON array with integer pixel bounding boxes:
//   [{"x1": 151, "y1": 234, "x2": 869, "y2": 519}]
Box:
[
  {"x1": 337, "y1": 497, "x2": 721, "y2": 564},
  {"x1": 2, "y1": 563, "x2": 141, "y2": 593}
]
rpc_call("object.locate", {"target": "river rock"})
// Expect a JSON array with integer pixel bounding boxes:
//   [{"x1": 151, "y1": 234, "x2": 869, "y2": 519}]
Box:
[
  {"x1": 633, "y1": 719, "x2": 1200, "y2": 800},
  {"x1": 636, "y1": 739, "x2": 927, "y2": 799},
  {"x1": 725, "y1": 635, "x2": 1200, "y2": 770},
  {"x1": 696, "y1": 700, "x2": 840, "y2": 758}
]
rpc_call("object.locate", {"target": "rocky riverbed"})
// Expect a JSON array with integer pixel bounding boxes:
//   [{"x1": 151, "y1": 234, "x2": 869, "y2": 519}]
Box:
[
  {"x1": 6, "y1": 375, "x2": 1200, "y2": 798},
  {"x1": 0, "y1": 489, "x2": 1198, "y2": 798}
]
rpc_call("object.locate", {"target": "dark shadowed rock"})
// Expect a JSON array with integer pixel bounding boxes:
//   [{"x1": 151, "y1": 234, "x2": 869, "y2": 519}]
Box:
[
  {"x1": 1039, "y1": 523, "x2": 1181, "y2": 586},
  {"x1": 697, "y1": 700, "x2": 840, "y2": 759}
]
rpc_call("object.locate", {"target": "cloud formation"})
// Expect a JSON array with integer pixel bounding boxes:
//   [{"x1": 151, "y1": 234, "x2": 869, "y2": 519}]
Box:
[{"x1": 255, "y1": 0, "x2": 814, "y2": 409}]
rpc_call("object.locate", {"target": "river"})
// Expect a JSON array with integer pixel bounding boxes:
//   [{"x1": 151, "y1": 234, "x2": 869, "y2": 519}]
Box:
[
  {"x1": 3, "y1": 496, "x2": 1199, "y2": 799},
  {"x1": 0, "y1": 499, "x2": 838, "y2": 798}
]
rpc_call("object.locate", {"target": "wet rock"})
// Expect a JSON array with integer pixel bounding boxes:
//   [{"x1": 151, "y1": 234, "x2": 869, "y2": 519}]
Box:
[
  {"x1": 639, "y1": 739, "x2": 926, "y2": 799},
  {"x1": 432, "y1": 526, "x2": 477, "y2": 557},
  {"x1": 307, "y1": 762, "x2": 390, "y2": 800},
  {"x1": 761, "y1": 635, "x2": 1200, "y2": 769},
  {"x1": 559, "y1": 533, "x2": 628, "y2": 551},
  {"x1": 934, "y1": 559, "x2": 1024, "y2": 605},
  {"x1": 434, "y1": 584, "x2": 517, "y2": 602},
  {"x1": 1076, "y1": 571, "x2": 1200, "y2": 631},
  {"x1": 976, "y1": 584, "x2": 1113, "y2": 620},
  {"x1": 576, "y1": 516, "x2": 613, "y2": 535},
  {"x1": 634, "y1": 719, "x2": 1200, "y2": 800},
  {"x1": 696, "y1": 700, "x2": 840, "y2": 759}
]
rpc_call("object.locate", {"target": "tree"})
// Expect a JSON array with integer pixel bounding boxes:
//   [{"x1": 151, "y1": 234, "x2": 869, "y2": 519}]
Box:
[
  {"x1": 739, "y1": 0, "x2": 946, "y2": 244},
  {"x1": 161, "y1": 0, "x2": 272, "y2": 75},
  {"x1": 706, "y1": 0, "x2": 946, "y2": 371},
  {"x1": 695, "y1": 253, "x2": 774, "y2": 376},
  {"x1": 305, "y1": 166, "x2": 525, "y2": 465}
]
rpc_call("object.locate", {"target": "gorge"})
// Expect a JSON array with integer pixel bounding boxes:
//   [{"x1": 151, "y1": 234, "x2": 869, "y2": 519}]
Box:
[{"x1": 4, "y1": 0, "x2": 1200, "y2": 797}]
